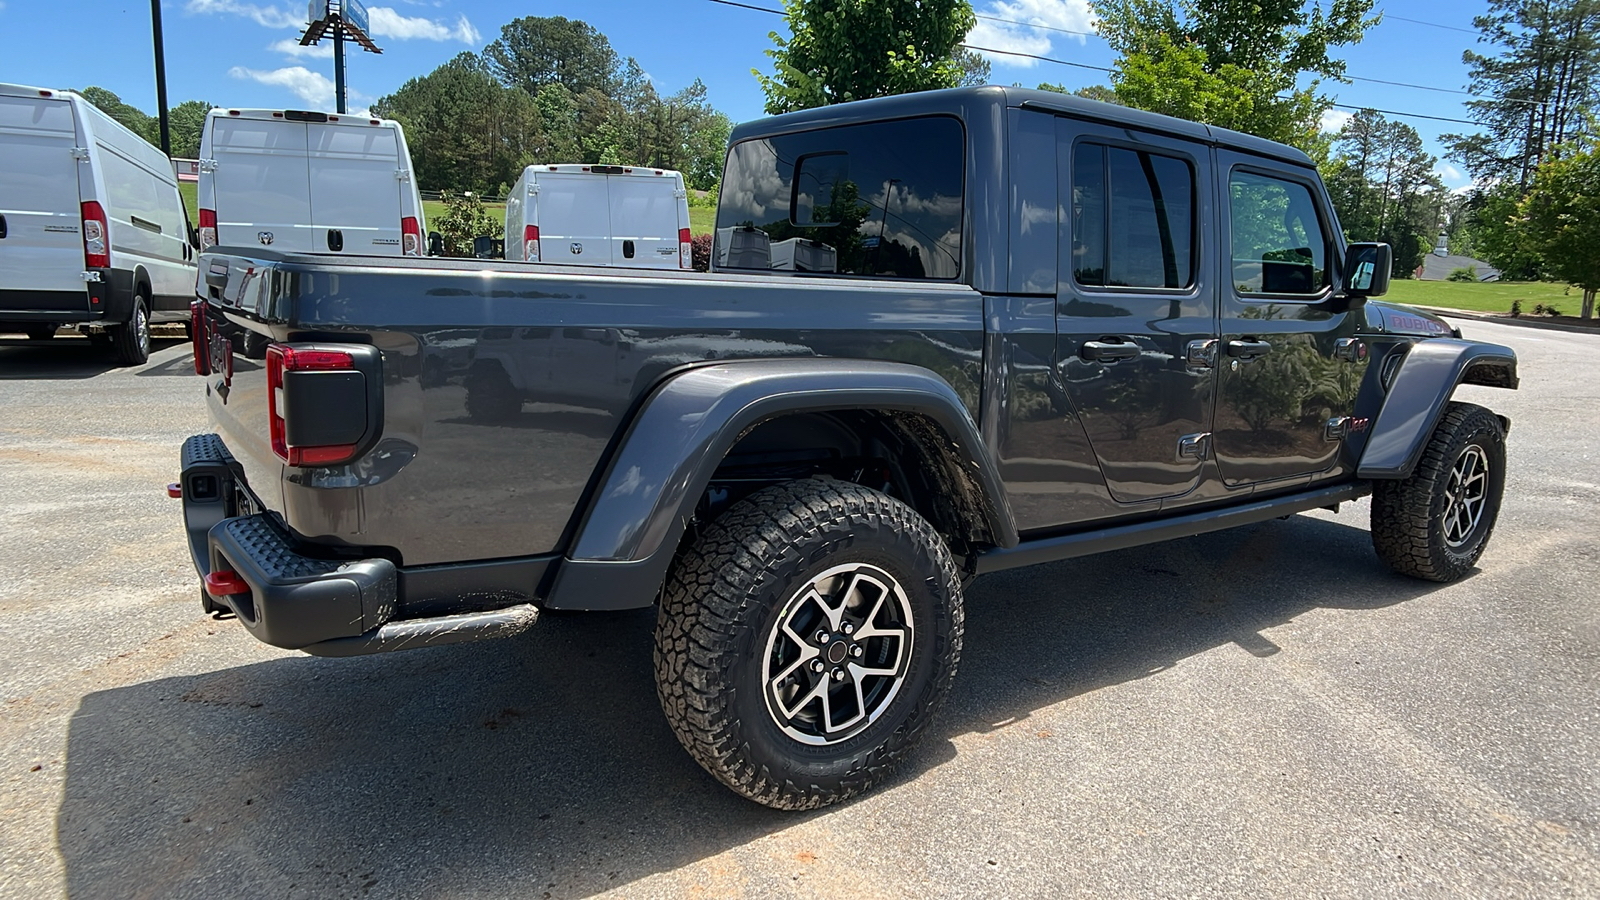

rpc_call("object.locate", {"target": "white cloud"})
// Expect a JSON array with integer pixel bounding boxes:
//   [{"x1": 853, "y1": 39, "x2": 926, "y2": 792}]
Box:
[
  {"x1": 229, "y1": 65, "x2": 337, "y2": 106},
  {"x1": 185, "y1": 0, "x2": 304, "y2": 29},
  {"x1": 1435, "y1": 162, "x2": 1466, "y2": 184},
  {"x1": 366, "y1": 7, "x2": 480, "y2": 43},
  {"x1": 1320, "y1": 108, "x2": 1353, "y2": 134},
  {"x1": 966, "y1": 0, "x2": 1096, "y2": 69},
  {"x1": 270, "y1": 37, "x2": 334, "y2": 58}
]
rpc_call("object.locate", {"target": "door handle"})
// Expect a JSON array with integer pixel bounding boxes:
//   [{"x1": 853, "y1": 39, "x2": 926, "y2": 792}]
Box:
[
  {"x1": 327, "y1": 229, "x2": 343, "y2": 252},
  {"x1": 1080, "y1": 338, "x2": 1141, "y2": 362},
  {"x1": 1226, "y1": 338, "x2": 1273, "y2": 360},
  {"x1": 0, "y1": 213, "x2": 7, "y2": 239}
]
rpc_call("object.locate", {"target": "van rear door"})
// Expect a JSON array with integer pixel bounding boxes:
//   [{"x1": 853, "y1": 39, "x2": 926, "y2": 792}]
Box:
[
  {"x1": 0, "y1": 91, "x2": 85, "y2": 299},
  {"x1": 607, "y1": 174, "x2": 682, "y2": 268},
  {"x1": 210, "y1": 116, "x2": 315, "y2": 253},
  {"x1": 534, "y1": 172, "x2": 613, "y2": 266},
  {"x1": 307, "y1": 120, "x2": 403, "y2": 255}
]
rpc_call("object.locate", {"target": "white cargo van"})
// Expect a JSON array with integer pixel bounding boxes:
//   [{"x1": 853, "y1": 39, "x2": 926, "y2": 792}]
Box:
[
  {"x1": 505, "y1": 165, "x2": 691, "y2": 269},
  {"x1": 197, "y1": 108, "x2": 427, "y2": 257},
  {"x1": 0, "y1": 83, "x2": 197, "y2": 364}
]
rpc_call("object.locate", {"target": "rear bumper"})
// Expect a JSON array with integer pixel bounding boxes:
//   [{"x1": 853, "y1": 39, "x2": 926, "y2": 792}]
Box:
[
  {"x1": 178, "y1": 433, "x2": 543, "y2": 655},
  {"x1": 0, "y1": 270, "x2": 122, "y2": 323}
]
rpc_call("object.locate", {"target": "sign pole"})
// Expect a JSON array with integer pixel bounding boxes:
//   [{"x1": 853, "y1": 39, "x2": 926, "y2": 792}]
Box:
[{"x1": 333, "y1": 23, "x2": 346, "y2": 114}]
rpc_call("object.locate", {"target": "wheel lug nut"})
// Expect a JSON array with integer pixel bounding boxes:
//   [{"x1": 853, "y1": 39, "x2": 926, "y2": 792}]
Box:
[
  {"x1": 815, "y1": 631, "x2": 830, "y2": 645},
  {"x1": 850, "y1": 644, "x2": 863, "y2": 658},
  {"x1": 811, "y1": 660, "x2": 825, "y2": 674},
  {"x1": 832, "y1": 668, "x2": 845, "y2": 681}
]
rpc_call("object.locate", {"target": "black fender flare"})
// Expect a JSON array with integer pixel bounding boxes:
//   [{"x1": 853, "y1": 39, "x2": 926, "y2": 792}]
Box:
[
  {"x1": 543, "y1": 358, "x2": 1018, "y2": 611},
  {"x1": 1357, "y1": 338, "x2": 1518, "y2": 480}
]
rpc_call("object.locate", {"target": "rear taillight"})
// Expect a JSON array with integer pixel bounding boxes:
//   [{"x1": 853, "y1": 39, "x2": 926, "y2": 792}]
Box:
[
  {"x1": 190, "y1": 300, "x2": 209, "y2": 375},
  {"x1": 266, "y1": 344, "x2": 362, "y2": 467},
  {"x1": 524, "y1": 225, "x2": 540, "y2": 262},
  {"x1": 679, "y1": 227, "x2": 692, "y2": 269},
  {"x1": 81, "y1": 201, "x2": 109, "y2": 268},
  {"x1": 401, "y1": 216, "x2": 421, "y2": 256},
  {"x1": 198, "y1": 208, "x2": 217, "y2": 249}
]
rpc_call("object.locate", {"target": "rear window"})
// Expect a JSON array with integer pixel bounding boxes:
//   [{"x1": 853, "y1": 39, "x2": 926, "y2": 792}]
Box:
[{"x1": 714, "y1": 116, "x2": 964, "y2": 279}]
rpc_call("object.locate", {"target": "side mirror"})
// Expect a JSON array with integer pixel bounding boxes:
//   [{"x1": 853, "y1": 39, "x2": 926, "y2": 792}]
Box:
[
  {"x1": 189, "y1": 226, "x2": 201, "y2": 250},
  {"x1": 1342, "y1": 242, "x2": 1391, "y2": 298},
  {"x1": 427, "y1": 231, "x2": 444, "y2": 257}
]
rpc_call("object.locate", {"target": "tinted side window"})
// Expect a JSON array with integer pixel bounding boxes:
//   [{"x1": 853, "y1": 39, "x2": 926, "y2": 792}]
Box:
[
  {"x1": 714, "y1": 116, "x2": 964, "y2": 279},
  {"x1": 1229, "y1": 170, "x2": 1328, "y2": 295},
  {"x1": 1072, "y1": 144, "x2": 1195, "y2": 289}
]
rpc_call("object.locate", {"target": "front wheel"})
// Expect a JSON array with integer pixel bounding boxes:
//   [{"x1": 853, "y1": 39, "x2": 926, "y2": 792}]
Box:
[
  {"x1": 1371, "y1": 402, "x2": 1506, "y2": 582},
  {"x1": 655, "y1": 479, "x2": 964, "y2": 810}
]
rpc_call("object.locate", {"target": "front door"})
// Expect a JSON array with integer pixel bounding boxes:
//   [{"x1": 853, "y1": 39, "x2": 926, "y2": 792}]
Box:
[
  {"x1": 1054, "y1": 118, "x2": 1217, "y2": 504},
  {"x1": 1212, "y1": 153, "x2": 1367, "y2": 486}
]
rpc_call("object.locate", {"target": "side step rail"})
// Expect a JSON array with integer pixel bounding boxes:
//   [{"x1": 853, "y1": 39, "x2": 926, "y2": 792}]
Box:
[
  {"x1": 301, "y1": 605, "x2": 541, "y2": 658},
  {"x1": 975, "y1": 482, "x2": 1369, "y2": 575}
]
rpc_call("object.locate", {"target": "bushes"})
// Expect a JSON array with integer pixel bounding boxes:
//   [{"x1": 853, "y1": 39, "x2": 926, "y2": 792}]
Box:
[
  {"x1": 1447, "y1": 266, "x2": 1479, "y2": 282},
  {"x1": 433, "y1": 192, "x2": 503, "y2": 258},
  {"x1": 691, "y1": 233, "x2": 713, "y2": 272}
]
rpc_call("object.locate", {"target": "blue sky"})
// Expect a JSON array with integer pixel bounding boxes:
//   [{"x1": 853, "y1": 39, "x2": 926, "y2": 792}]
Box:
[{"x1": 0, "y1": 0, "x2": 1490, "y2": 188}]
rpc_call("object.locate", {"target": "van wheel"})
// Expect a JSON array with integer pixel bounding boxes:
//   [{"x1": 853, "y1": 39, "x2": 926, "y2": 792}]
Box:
[
  {"x1": 110, "y1": 294, "x2": 151, "y2": 365},
  {"x1": 24, "y1": 324, "x2": 58, "y2": 341},
  {"x1": 655, "y1": 479, "x2": 964, "y2": 810},
  {"x1": 1371, "y1": 402, "x2": 1506, "y2": 583}
]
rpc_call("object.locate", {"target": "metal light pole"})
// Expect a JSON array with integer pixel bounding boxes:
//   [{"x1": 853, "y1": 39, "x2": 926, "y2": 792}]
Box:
[
  {"x1": 150, "y1": 0, "x2": 171, "y2": 155},
  {"x1": 332, "y1": 25, "x2": 346, "y2": 114}
]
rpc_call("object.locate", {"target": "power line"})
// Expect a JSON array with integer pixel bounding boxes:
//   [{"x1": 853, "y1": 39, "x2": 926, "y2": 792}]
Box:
[
  {"x1": 1380, "y1": 12, "x2": 1480, "y2": 35},
  {"x1": 704, "y1": 0, "x2": 1487, "y2": 126},
  {"x1": 974, "y1": 13, "x2": 1097, "y2": 39}
]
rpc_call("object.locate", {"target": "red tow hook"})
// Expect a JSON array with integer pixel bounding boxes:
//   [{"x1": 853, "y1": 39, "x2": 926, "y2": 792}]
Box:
[
  {"x1": 166, "y1": 482, "x2": 183, "y2": 499},
  {"x1": 204, "y1": 571, "x2": 250, "y2": 597}
]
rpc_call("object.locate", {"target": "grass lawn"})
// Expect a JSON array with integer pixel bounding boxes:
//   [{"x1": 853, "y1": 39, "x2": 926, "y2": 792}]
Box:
[
  {"x1": 178, "y1": 181, "x2": 198, "y2": 223},
  {"x1": 1383, "y1": 279, "x2": 1578, "y2": 315}
]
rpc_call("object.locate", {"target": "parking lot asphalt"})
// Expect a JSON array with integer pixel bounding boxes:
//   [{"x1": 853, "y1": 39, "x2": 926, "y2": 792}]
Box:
[{"x1": 1, "y1": 319, "x2": 1597, "y2": 899}]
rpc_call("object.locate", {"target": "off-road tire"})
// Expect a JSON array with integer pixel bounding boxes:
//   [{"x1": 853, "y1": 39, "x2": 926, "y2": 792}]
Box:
[
  {"x1": 23, "y1": 324, "x2": 57, "y2": 341},
  {"x1": 654, "y1": 479, "x2": 964, "y2": 810},
  {"x1": 464, "y1": 363, "x2": 522, "y2": 422},
  {"x1": 110, "y1": 294, "x2": 151, "y2": 365},
  {"x1": 1371, "y1": 401, "x2": 1506, "y2": 582}
]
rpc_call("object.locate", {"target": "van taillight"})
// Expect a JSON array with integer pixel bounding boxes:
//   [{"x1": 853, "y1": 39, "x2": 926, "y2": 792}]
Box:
[
  {"x1": 198, "y1": 208, "x2": 217, "y2": 250},
  {"x1": 524, "y1": 225, "x2": 540, "y2": 262},
  {"x1": 190, "y1": 300, "x2": 210, "y2": 376},
  {"x1": 679, "y1": 227, "x2": 692, "y2": 269},
  {"x1": 401, "y1": 216, "x2": 421, "y2": 256},
  {"x1": 81, "y1": 201, "x2": 109, "y2": 268},
  {"x1": 266, "y1": 344, "x2": 362, "y2": 467}
]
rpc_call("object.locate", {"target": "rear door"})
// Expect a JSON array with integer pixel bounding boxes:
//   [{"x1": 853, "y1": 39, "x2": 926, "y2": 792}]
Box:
[
  {"x1": 607, "y1": 174, "x2": 680, "y2": 268},
  {"x1": 1053, "y1": 117, "x2": 1218, "y2": 505},
  {"x1": 533, "y1": 173, "x2": 613, "y2": 266},
  {"x1": 307, "y1": 121, "x2": 403, "y2": 255},
  {"x1": 210, "y1": 116, "x2": 315, "y2": 253},
  {"x1": 0, "y1": 92, "x2": 84, "y2": 296}
]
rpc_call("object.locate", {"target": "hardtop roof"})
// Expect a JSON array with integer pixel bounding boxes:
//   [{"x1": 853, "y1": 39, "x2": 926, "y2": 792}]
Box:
[{"x1": 727, "y1": 85, "x2": 1315, "y2": 168}]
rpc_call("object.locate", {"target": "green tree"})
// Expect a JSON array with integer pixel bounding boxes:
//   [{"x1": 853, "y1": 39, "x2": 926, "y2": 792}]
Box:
[
  {"x1": 372, "y1": 53, "x2": 540, "y2": 193},
  {"x1": 1038, "y1": 83, "x2": 1124, "y2": 105},
  {"x1": 168, "y1": 100, "x2": 211, "y2": 158},
  {"x1": 483, "y1": 16, "x2": 621, "y2": 98},
  {"x1": 1519, "y1": 146, "x2": 1600, "y2": 318},
  {"x1": 1092, "y1": 0, "x2": 1377, "y2": 151},
  {"x1": 1444, "y1": 0, "x2": 1600, "y2": 188},
  {"x1": 78, "y1": 86, "x2": 158, "y2": 145},
  {"x1": 432, "y1": 191, "x2": 504, "y2": 258},
  {"x1": 755, "y1": 0, "x2": 976, "y2": 114},
  {"x1": 955, "y1": 47, "x2": 991, "y2": 87}
]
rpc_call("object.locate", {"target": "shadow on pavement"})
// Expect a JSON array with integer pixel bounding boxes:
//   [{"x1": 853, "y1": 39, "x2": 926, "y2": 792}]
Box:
[
  {"x1": 57, "y1": 513, "x2": 1445, "y2": 898},
  {"x1": 0, "y1": 336, "x2": 187, "y2": 381}
]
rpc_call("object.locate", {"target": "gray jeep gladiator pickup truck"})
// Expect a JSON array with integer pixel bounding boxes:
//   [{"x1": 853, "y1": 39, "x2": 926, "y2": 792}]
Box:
[{"x1": 177, "y1": 87, "x2": 1518, "y2": 810}]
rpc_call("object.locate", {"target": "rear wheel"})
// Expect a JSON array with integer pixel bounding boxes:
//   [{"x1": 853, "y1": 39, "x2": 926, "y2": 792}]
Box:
[
  {"x1": 1371, "y1": 402, "x2": 1506, "y2": 582},
  {"x1": 655, "y1": 479, "x2": 963, "y2": 810},
  {"x1": 110, "y1": 293, "x2": 151, "y2": 365},
  {"x1": 23, "y1": 324, "x2": 57, "y2": 341}
]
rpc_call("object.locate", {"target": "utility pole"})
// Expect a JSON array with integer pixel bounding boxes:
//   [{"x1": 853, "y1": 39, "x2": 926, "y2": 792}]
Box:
[
  {"x1": 150, "y1": 0, "x2": 171, "y2": 155},
  {"x1": 333, "y1": 25, "x2": 346, "y2": 114}
]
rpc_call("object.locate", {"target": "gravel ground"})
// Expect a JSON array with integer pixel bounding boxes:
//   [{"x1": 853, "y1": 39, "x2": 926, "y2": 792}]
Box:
[{"x1": 0, "y1": 319, "x2": 1596, "y2": 899}]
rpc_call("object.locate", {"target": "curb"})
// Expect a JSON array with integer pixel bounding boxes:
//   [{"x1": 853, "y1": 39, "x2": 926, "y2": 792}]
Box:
[{"x1": 1410, "y1": 305, "x2": 1600, "y2": 338}]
